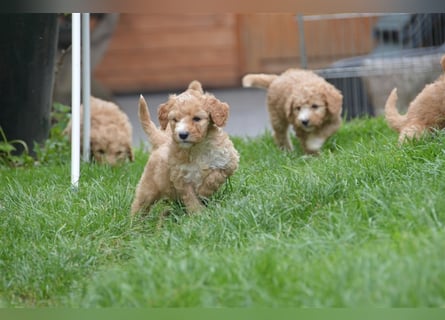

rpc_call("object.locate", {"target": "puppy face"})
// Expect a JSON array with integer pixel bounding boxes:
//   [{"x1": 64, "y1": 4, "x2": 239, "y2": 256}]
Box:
[
  {"x1": 90, "y1": 137, "x2": 133, "y2": 165},
  {"x1": 158, "y1": 81, "x2": 229, "y2": 148},
  {"x1": 287, "y1": 84, "x2": 342, "y2": 132},
  {"x1": 167, "y1": 96, "x2": 211, "y2": 148},
  {"x1": 288, "y1": 96, "x2": 328, "y2": 132}
]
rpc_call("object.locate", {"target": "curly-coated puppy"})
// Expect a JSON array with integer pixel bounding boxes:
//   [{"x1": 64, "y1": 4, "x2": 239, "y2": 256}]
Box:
[
  {"x1": 242, "y1": 68, "x2": 343, "y2": 154},
  {"x1": 385, "y1": 55, "x2": 445, "y2": 143},
  {"x1": 64, "y1": 96, "x2": 134, "y2": 165},
  {"x1": 131, "y1": 81, "x2": 239, "y2": 216}
]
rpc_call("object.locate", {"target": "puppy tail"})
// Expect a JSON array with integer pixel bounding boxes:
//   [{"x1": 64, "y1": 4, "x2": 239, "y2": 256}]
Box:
[
  {"x1": 242, "y1": 73, "x2": 278, "y2": 89},
  {"x1": 384, "y1": 88, "x2": 406, "y2": 132},
  {"x1": 188, "y1": 80, "x2": 204, "y2": 93},
  {"x1": 138, "y1": 95, "x2": 167, "y2": 148}
]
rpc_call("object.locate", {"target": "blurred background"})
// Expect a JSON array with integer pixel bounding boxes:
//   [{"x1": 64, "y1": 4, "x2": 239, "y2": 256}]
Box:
[
  {"x1": 84, "y1": 13, "x2": 445, "y2": 144},
  {"x1": 2, "y1": 13, "x2": 445, "y2": 150},
  {"x1": 90, "y1": 13, "x2": 445, "y2": 99}
]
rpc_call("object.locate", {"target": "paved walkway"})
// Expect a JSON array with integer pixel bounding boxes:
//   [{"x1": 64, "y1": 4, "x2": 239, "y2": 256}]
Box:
[{"x1": 115, "y1": 87, "x2": 271, "y2": 147}]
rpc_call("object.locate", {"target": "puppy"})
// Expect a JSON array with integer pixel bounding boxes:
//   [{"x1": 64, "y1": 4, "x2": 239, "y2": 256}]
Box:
[
  {"x1": 131, "y1": 81, "x2": 239, "y2": 216},
  {"x1": 64, "y1": 96, "x2": 134, "y2": 165},
  {"x1": 385, "y1": 55, "x2": 445, "y2": 143},
  {"x1": 242, "y1": 68, "x2": 343, "y2": 154}
]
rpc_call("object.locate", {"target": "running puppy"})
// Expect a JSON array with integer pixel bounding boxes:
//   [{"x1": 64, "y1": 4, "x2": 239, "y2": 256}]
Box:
[
  {"x1": 131, "y1": 81, "x2": 239, "y2": 216},
  {"x1": 242, "y1": 68, "x2": 343, "y2": 155}
]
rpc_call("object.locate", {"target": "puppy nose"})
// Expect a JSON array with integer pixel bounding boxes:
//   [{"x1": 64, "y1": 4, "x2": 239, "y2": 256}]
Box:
[
  {"x1": 179, "y1": 132, "x2": 189, "y2": 140},
  {"x1": 301, "y1": 119, "x2": 309, "y2": 127}
]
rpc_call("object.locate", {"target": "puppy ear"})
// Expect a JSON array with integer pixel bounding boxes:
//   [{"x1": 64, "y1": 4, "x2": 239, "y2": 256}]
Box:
[
  {"x1": 157, "y1": 96, "x2": 175, "y2": 129},
  {"x1": 323, "y1": 85, "x2": 343, "y2": 115},
  {"x1": 285, "y1": 100, "x2": 294, "y2": 121},
  {"x1": 206, "y1": 97, "x2": 229, "y2": 127}
]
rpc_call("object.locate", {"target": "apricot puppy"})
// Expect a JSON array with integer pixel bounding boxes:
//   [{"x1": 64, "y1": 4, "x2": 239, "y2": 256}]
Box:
[
  {"x1": 385, "y1": 54, "x2": 445, "y2": 143},
  {"x1": 131, "y1": 81, "x2": 239, "y2": 216},
  {"x1": 243, "y1": 68, "x2": 343, "y2": 154},
  {"x1": 64, "y1": 96, "x2": 134, "y2": 165}
]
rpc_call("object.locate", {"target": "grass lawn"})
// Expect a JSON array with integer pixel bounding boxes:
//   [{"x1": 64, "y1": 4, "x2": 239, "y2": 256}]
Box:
[{"x1": 1, "y1": 116, "x2": 444, "y2": 307}]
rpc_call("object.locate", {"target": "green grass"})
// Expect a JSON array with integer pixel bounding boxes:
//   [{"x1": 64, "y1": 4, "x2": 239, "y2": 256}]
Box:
[{"x1": 1, "y1": 116, "x2": 445, "y2": 307}]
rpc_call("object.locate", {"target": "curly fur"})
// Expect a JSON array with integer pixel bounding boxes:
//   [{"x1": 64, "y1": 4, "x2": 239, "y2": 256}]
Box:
[
  {"x1": 131, "y1": 81, "x2": 240, "y2": 216},
  {"x1": 242, "y1": 68, "x2": 343, "y2": 154},
  {"x1": 64, "y1": 96, "x2": 134, "y2": 165},
  {"x1": 385, "y1": 55, "x2": 445, "y2": 143}
]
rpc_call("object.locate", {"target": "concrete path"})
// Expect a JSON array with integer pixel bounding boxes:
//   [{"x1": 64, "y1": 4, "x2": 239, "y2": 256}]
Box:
[{"x1": 115, "y1": 87, "x2": 271, "y2": 147}]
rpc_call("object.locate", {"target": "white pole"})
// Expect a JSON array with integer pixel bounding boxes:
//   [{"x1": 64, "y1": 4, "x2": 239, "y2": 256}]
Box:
[
  {"x1": 71, "y1": 13, "x2": 81, "y2": 189},
  {"x1": 82, "y1": 13, "x2": 91, "y2": 162}
]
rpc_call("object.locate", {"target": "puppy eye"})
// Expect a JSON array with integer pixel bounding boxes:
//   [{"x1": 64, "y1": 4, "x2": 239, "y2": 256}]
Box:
[
  {"x1": 98, "y1": 149, "x2": 105, "y2": 155},
  {"x1": 192, "y1": 116, "x2": 201, "y2": 122},
  {"x1": 311, "y1": 104, "x2": 319, "y2": 109},
  {"x1": 294, "y1": 106, "x2": 301, "y2": 111}
]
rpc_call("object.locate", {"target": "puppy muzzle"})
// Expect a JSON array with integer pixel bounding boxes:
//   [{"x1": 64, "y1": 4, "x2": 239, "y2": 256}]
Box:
[
  {"x1": 299, "y1": 119, "x2": 315, "y2": 132},
  {"x1": 178, "y1": 131, "x2": 189, "y2": 140},
  {"x1": 176, "y1": 131, "x2": 193, "y2": 148},
  {"x1": 301, "y1": 119, "x2": 309, "y2": 127}
]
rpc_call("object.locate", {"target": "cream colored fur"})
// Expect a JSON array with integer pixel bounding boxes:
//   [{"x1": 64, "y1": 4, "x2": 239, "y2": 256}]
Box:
[
  {"x1": 131, "y1": 81, "x2": 239, "y2": 216},
  {"x1": 64, "y1": 96, "x2": 134, "y2": 165},
  {"x1": 385, "y1": 55, "x2": 445, "y2": 143},
  {"x1": 242, "y1": 68, "x2": 343, "y2": 155}
]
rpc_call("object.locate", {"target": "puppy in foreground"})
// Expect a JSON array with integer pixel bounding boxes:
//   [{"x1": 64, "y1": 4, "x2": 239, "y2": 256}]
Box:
[
  {"x1": 385, "y1": 54, "x2": 445, "y2": 143},
  {"x1": 243, "y1": 68, "x2": 343, "y2": 155},
  {"x1": 131, "y1": 81, "x2": 240, "y2": 216},
  {"x1": 64, "y1": 96, "x2": 134, "y2": 165}
]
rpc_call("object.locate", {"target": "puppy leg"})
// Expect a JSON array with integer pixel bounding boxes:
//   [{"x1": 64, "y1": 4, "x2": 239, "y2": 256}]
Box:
[
  {"x1": 268, "y1": 105, "x2": 293, "y2": 151},
  {"x1": 273, "y1": 130, "x2": 292, "y2": 151},
  {"x1": 271, "y1": 118, "x2": 292, "y2": 151},
  {"x1": 399, "y1": 125, "x2": 426, "y2": 143},
  {"x1": 130, "y1": 187, "x2": 160, "y2": 216},
  {"x1": 198, "y1": 169, "x2": 229, "y2": 198},
  {"x1": 180, "y1": 184, "x2": 205, "y2": 213}
]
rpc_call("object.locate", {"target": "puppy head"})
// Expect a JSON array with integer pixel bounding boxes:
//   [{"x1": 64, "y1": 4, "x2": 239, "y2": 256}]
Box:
[
  {"x1": 158, "y1": 82, "x2": 229, "y2": 148},
  {"x1": 286, "y1": 84, "x2": 342, "y2": 132},
  {"x1": 158, "y1": 80, "x2": 204, "y2": 129},
  {"x1": 90, "y1": 139, "x2": 133, "y2": 165},
  {"x1": 286, "y1": 94, "x2": 328, "y2": 132},
  {"x1": 89, "y1": 125, "x2": 134, "y2": 165}
]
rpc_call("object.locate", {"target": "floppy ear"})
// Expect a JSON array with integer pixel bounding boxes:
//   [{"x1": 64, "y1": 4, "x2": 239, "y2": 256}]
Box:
[
  {"x1": 285, "y1": 99, "x2": 294, "y2": 122},
  {"x1": 323, "y1": 85, "x2": 343, "y2": 115},
  {"x1": 206, "y1": 97, "x2": 229, "y2": 127},
  {"x1": 157, "y1": 95, "x2": 176, "y2": 129}
]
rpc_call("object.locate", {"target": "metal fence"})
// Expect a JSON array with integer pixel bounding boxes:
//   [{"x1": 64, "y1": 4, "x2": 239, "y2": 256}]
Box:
[{"x1": 297, "y1": 13, "x2": 445, "y2": 119}]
